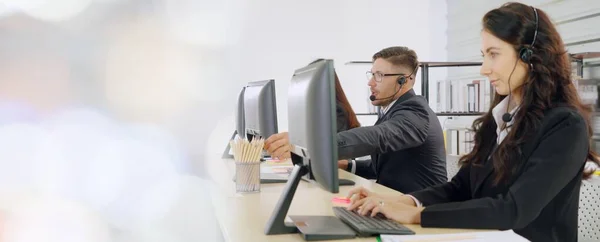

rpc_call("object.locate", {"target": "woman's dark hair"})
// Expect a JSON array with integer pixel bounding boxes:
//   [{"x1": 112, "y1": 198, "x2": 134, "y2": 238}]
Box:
[
  {"x1": 309, "y1": 59, "x2": 360, "y2": 129},
  {"x1": 334, "y1": 71, "x2": 361, "y2": 129},
  {"x1": 460, "y1": 2, "x2": 599, "y2": 184}
]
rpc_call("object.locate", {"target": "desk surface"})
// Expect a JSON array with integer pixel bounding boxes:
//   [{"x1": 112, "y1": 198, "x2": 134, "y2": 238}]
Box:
[{"x1": 206, "y1": 155, "x2": 485, "y2": 242}]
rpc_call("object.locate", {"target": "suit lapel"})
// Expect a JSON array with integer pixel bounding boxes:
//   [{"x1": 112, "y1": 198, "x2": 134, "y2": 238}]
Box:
[
  {"x1": 375, "y1": 111, "x2": 384, "y2": 125},
  {"x1": 472, "y1": 144, "x2": 497, "y2": 195},
  {"x1": 472, "y1": 159, "x2": 494, "y2": 195},
  {"x1": 374, "y1": 89, "x2": 416, "y2": 125}
]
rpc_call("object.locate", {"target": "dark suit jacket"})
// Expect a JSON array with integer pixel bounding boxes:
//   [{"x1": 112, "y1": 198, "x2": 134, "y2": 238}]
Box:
[
  {"x1": 410, "y1": 105, "x2": 589, "y2": 242},
  {"x1": 337, "y1": 89, "x2": 447, "y2": 193}
]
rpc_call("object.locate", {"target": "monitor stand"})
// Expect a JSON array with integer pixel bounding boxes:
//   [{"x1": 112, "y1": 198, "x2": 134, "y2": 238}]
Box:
[
  {"x1": 221, "y1": 130, "x2": 238, "y2": 159},
  {"x1": 264, "y1": 164, "x2": 306, "y2": 235},
  {"x1": 300, "y1": 176, "x2": 354, "y2": 186},
  {"x1": 339, "y1": 179, "x2": 355, "y2": 186},
  {"x1": 264, "y1": 163, "x2": 356, "y2": 240}
]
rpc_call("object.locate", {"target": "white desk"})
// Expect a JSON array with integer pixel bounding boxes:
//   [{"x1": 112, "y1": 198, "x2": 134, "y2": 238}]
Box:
[{"x1": 206, "y1": 155, "x2": 486, "y2": 242}]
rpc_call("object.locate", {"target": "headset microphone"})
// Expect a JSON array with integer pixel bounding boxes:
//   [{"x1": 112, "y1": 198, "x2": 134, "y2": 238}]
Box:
[
  {"x1": 502, "y1": 113, "x2": 513, "y2": 123},
  {"x1": 370, "y1": 86, "x2": 401, "y2": 101}
]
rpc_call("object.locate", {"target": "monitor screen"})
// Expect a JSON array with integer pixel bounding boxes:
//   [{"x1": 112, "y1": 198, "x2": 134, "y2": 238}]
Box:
[
  {"x1": 243, "y1": 79, "x2": 278, "y2": 140},
  {"x1": 235, "y1": 86, "x2": 246, "y2": 138},
  {"x1": 288, "y1": 59, "x2": 338, "y2": 193}
]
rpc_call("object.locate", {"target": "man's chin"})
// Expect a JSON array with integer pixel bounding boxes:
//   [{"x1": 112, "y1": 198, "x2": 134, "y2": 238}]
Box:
[{"x1": 370, "y1": 101, "x2": 383, "y2": 107}]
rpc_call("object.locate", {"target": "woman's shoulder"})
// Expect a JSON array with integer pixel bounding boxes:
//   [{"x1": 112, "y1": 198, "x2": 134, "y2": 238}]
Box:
[{"x1": 540, "y1": 104, "x2": 586, "y2": 130}]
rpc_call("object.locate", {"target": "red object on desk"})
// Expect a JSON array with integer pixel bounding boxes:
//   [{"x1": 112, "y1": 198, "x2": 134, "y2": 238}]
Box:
[{"x1": 332, "y1": 197, "x2": 351, "y2": 204}]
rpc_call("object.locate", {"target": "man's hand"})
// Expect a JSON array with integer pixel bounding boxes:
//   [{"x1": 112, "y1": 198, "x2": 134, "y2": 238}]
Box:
[
  {"x1": 338, "y1": 160, "x2": 349, "y2": 170},
  {"x1": 264, "y1": 132, "x2": 291, "y2": 160}
]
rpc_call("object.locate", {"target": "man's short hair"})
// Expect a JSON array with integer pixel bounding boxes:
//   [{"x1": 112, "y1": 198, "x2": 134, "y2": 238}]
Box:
[{"x1": 372, "y1": 46, "x2": 419, "y2": 77}]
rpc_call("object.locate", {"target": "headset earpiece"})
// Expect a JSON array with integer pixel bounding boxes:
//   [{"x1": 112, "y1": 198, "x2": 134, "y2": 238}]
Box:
[
  {"x1": 519, "y1": 47, "x2": 533, "y2": 63},
  {"x1": 397, "y1": 76, "x2": 406, "y2": 86},
  {"x1": 518, "y1": 6, "x2": 538, "y2": 66}
]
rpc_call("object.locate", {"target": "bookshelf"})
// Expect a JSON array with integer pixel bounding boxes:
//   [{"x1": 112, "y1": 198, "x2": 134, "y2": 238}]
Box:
[
  {"x1": 346, "y1": 52, "x2": 600, "y2": 156},
  {"x1": 571, "y1": 52, "x2": 600, "y2": 77},
  {"x1": 571, "y1": 52, "x2": 600, "y2": 154},
  {"x1": 345, "y1": 61, "x2": 483, "y2": 117}
]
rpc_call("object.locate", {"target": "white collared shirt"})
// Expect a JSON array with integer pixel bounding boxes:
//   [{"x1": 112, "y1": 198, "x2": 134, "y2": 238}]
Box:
[
  {"x1": 491, "y1": 96, "x2": 519, "y2": 144},
  {"x1": 380, "y1": 98, "x2": 398, "y2": 117}
]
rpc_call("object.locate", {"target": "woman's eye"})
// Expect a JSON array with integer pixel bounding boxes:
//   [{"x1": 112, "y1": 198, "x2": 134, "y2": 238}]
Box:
[{"x1": 490, "y1": 52, "x2": 498, "y2": 58}]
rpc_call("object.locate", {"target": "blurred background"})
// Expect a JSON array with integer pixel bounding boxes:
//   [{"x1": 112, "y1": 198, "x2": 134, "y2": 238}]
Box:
[
  {"x1": 0, "y1": 0, "x2": 243, "y2": 241},
  {"x1": 0, "y1": 0, "x2": 449, "y2": 240}
]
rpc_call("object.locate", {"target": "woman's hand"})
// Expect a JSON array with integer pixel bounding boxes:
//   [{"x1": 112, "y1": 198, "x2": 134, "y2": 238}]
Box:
[
  {"x1": 346, "y1": 186, "x2": 385, "y2": 203},
  {"x1": 346, "y1": 186, "x2": 417, "y2": 206},
  {"x1": 346, "y1": 186, "x2": 423, "y2": 224},
  {"x1": 348, "y1": 196, "x2": 424, "y2": 224}
]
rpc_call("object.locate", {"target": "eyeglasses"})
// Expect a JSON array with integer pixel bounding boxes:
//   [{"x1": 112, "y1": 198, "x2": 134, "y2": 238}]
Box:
[{"x1": 366, "y1": 71, "x2": 408, "y2": 83}]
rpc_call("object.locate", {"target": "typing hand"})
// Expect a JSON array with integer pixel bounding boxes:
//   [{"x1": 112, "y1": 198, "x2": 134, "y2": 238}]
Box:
[
  {"x1": 348, "y1": 196, "x2": 424, "y2": 224},
  {"x1": 264, "y1": 132, "x2": 292, "y2": 160},
  {"x1": 346, "y1": 186, "x2": 399, "y2": 205},
  {"x1": 346, "y1": 186, "x2": 376, "y2": 204}
]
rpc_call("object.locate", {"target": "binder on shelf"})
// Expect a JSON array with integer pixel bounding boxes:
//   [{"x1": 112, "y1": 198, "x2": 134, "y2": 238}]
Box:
[
  {"x1": 445, "y1": 129, "x2": 459, "y2": 155},
  {"x1": 472, "y1": 80, "x2": 480, "y2": 112},
  {"x1": 435, "y1": 78, "x2": 492, "y2": 115},
  {"x1": 467, "y1": 83, "x2": 475, "y2": 112},
  {"x1": 449, "y1": 81, "x2": 455, "y2": 112},
  {"x1": 445, "y1": 128, "x2": 475, "y2": 155}
]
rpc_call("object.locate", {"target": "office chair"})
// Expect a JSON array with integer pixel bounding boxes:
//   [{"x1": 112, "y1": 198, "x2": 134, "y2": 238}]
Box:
[
  {"x1": 578, "y1": 180, "x2": 600, "y2": 242},
  {"x1": 446, "y1": 155, "x2": 461, "y2": 181}
]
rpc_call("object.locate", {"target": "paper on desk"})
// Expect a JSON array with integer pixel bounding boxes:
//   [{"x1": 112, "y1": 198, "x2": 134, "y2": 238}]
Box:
[
  {"x1": 260, "y1": 166, "x2": 292, "y2": 174},
  {"x1": 380, "y1": 230, "x2": 529, "y2": 242}
]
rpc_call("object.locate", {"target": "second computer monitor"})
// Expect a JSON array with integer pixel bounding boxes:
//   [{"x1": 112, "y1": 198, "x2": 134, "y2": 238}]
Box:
[
  {"x1": 235, "y1": 86, "x2": 246, "y2": 138},
  {"x1": 287, "y1": 59, "x2": 339, "y2": 193},
  {"x1": 243, "y1": 79, "x2": 278, "y2": 140}
]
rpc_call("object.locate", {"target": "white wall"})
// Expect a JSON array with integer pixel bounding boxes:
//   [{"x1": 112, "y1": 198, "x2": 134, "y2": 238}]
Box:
[
  {"x1": 444, "y1": 0, "x2": 600, "y2": 129},
  {"x1": 226, "y1": 0, "x2": 448, "y2": 130}
]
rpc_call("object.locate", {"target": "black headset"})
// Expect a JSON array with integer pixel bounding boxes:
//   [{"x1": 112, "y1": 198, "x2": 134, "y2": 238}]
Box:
[
  {"x1": 502, "y1": 5, "x2": 538, "y2": 123},
  {"x1": 397, "y1": 64, "x2": 418, "y2": 85},
  {"x1": 518, "y1": 6, "x2": 538, "y2": 66}
]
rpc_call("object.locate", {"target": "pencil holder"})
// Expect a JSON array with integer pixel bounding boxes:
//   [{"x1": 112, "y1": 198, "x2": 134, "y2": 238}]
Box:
[{"x1": 235, "y1": 161, "x2": 261, "y2": 193}]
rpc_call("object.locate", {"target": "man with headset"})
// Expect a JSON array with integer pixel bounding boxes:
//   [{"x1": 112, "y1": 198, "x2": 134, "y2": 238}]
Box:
[{"x1": 265, "y1": 46, "x2": 447, "y2": 193}]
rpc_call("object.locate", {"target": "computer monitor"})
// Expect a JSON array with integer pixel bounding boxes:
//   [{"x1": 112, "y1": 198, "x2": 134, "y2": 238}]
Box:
[
  {"x1": 265, "y1": 59, "x2": 353, "y2": 237},
  {"x1": 287, "y1": 61, "x2": 339, "y2": 192},
  {"x1": 243, "y1": 79, "x2": 278, "y2": 140},
  {"x1": 222, "y1": 86, "x2": 247, "y2": 159},
  {"x1": 236, "y1": 86, "x2": 246, "y2": 138}
]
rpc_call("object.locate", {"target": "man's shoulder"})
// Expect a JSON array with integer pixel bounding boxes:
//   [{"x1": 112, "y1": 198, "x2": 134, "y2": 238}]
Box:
[{"x1": 388, "y1": 95, "x2": 432, "y2": 114}]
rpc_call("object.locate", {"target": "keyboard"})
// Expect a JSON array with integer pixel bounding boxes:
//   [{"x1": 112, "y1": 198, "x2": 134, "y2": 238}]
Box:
[{"x1": 332, "y1": 207, "x2": 415, "y2": 237}]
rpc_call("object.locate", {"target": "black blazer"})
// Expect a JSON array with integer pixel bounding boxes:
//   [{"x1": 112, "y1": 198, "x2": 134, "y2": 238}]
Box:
[
  {"x1": 337, "y1": 89, "x2": 447, "y2": 193},
  {"x1": 410, "y1": 105, "x2": 589, "y2": 242}
]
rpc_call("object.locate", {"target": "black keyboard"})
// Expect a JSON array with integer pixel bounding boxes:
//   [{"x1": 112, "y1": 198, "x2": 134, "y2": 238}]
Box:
[{"x1": 332, "y1": 207, "x2": 415, "y2": 237}]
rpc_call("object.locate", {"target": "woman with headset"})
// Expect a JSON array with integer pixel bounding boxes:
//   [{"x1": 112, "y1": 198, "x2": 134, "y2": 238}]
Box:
[{"x1": 346, "y1": 2, "x2": 599, "y2": 241}]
